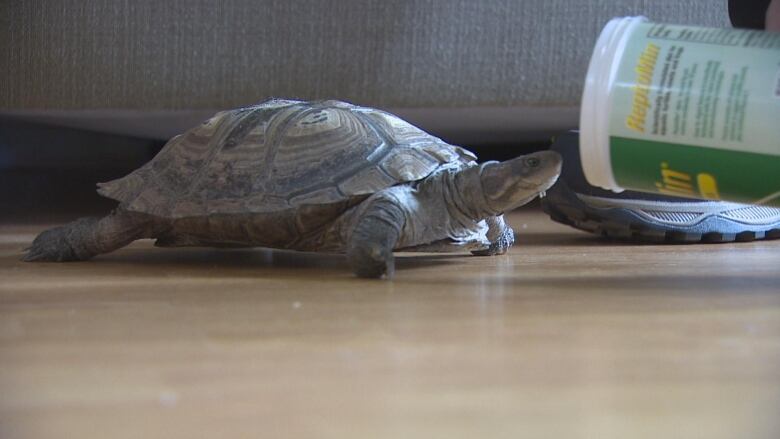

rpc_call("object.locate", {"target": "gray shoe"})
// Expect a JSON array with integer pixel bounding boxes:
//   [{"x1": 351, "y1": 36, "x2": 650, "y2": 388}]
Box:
[{"x1": 541, "y1": 132, "x2": 780, "y2": 243}]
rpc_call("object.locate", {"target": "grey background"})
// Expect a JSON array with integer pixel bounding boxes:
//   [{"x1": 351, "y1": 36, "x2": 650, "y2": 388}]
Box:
[
  {"x1": 0, "y1": 0, "x2": 734, "y2": 218},
  {"x1": 2, "y1": 0, "x2": 729, "y2": 112}
]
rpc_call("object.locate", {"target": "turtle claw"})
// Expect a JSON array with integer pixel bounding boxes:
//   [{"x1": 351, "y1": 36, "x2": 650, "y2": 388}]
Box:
[{"x1": 471, "y1": 242, "x2": 509, "y2": 256}]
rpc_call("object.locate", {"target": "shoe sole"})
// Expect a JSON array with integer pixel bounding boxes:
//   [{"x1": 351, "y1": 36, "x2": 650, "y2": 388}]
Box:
[{"x1": 541, "y1": 180, "x2": 780, "y2": 243}]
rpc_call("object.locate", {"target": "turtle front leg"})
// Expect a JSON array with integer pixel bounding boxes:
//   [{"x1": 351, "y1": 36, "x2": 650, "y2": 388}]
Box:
[
  {"x1": 24, "y1": 209, "x2": 163, "y2": 262},
  {"x1": 471, "y1": 215, "x2": 515, "y2": 256},
  {"x1": 346, "y1": 198, "x2": 405, "y2": 279}
]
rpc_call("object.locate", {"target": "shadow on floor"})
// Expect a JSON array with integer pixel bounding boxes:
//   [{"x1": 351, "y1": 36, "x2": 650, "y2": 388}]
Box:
[{"x1": 2, "y1": 244, "x2": 473, "y2": 280}]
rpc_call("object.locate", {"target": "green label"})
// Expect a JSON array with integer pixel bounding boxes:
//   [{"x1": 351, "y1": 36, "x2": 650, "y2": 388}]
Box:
[
  {"x1": 607, "y1": 23, "x2": 780, "y2": 205},
  {"x1": 611, "y1": 136, "x2": 780, "y2": 206}
]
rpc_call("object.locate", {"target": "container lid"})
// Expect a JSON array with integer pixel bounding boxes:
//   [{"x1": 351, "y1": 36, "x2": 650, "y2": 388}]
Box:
[{"x1": 579, "y1": 16, "x2": 648, "y2": 192}]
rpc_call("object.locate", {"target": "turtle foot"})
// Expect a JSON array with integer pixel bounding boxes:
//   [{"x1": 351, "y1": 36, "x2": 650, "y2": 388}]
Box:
[
  {"x1": 347, "y1": 242, "x2": 395, "y2": 279},
  {"x1": 23, "y1": 218, "x2": 99, "y2": 262},
  {"x1": 471, "y1": 221, "x2": 515, "y2": 256},
  {"x1": 471, "y1": 241, "x2": 509, "y2": 256}
]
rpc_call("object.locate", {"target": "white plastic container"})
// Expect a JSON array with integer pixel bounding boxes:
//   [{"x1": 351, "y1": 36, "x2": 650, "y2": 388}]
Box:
[{"x1": 580, "y1": 17, "x2": 780, "y2": 206}]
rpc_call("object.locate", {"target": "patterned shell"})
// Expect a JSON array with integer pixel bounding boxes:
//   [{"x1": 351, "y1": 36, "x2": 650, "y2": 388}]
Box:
[{"x1": 97, "y1": 99, "x2": 476, "y2": 218}]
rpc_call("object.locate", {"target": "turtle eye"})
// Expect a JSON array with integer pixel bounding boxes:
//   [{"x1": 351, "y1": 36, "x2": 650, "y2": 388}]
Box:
[{"x1": 525, "y1": 157, "x2": 540, "y2": 168}]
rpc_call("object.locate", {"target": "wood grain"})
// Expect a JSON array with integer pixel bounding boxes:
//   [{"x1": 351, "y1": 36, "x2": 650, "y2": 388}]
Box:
[{"x1": 1, "y1": 208, "x2": 779, "y2": 439}]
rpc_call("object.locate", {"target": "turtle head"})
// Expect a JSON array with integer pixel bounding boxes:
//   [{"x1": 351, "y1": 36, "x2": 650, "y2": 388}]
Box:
[{"x1": 478, "y1": 150, "x2": 562, "y2": 213}]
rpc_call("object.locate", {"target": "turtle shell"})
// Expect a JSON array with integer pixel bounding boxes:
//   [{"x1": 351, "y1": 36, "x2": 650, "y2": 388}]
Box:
[{"x1": 97, "y1": 99, "x2": 476, "y2": 218}]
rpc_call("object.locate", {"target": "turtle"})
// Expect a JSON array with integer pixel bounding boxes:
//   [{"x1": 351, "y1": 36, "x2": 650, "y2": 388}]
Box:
[{"x1": 24, "y1": 99, "x2": 561, "y2": 278}]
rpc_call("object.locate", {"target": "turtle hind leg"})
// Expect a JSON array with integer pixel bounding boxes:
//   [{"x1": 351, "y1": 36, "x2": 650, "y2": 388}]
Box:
[
  {"x1": 23, "y1": 210, "x2": 163, "y2": 262},
  {"x1": 346, "y1": 198, "x2": 405, "y2": 279},
  {"x1": 24, "y1": 217, "x2": 99, "y2": 262}
]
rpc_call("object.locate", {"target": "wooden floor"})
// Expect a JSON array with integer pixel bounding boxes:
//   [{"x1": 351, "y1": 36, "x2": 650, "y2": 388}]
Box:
[{"x1": 1, "y1": 208, "x2": 779, "y2": 439}]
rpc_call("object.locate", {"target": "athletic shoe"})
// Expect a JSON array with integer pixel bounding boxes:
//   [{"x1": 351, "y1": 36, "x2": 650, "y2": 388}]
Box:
[{"x1": 540, "y1": 131, "x2": 780, "y2": 243}]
